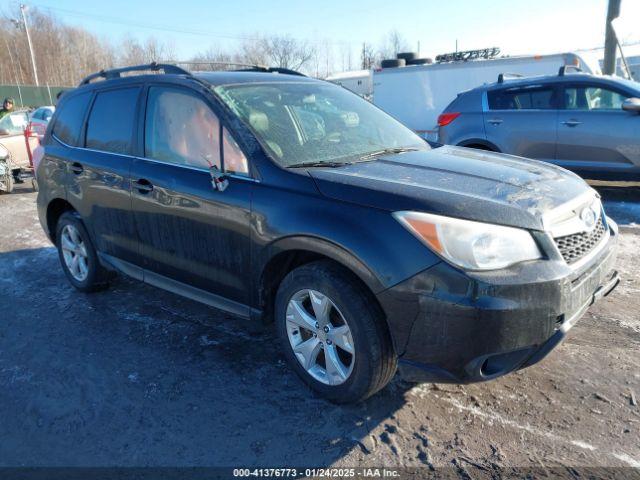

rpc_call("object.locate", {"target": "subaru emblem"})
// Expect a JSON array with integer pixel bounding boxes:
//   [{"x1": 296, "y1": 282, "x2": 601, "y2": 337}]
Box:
[{"x1": 580, "y1": 206, "x2": 597, "y2": 230}]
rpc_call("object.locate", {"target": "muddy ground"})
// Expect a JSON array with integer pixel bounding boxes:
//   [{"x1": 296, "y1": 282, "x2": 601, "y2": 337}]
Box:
[{"x1": 0, "y1": 184, "x2": 639, "y2": 477}]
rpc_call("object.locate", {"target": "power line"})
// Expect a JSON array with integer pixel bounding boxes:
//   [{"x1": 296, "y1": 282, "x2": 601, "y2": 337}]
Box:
[{"x1": 29, "y1": 2, "x2": 356, "y2": 47}]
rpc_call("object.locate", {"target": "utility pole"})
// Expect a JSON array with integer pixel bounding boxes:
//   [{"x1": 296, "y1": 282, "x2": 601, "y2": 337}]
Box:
[
  {"x1": 20, "y1": 4, "x2": 39, "y2": 86},
  {"x1": 603, "y1": 0, "x2": 621, "y2": 75}
]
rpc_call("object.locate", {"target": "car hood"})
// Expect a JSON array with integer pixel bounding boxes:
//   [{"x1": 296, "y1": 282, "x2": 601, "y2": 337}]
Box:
[{"x1": 308, "y1": 146, "x2": 594, "y2": 231}]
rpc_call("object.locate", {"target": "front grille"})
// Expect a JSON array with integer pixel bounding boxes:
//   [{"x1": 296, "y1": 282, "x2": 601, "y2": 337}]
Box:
[{"x1": 554, "y1": 217, "x2": 606, "y2": 265}]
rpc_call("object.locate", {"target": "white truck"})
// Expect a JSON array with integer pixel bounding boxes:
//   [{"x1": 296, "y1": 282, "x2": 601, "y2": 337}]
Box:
[{"x1": 327, "y1": 50, "x2": 602, "y2": 141}]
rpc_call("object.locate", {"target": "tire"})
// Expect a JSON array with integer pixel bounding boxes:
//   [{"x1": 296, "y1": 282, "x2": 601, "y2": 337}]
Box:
[
  {"x1": 396, "y1": 52, "x2": 418, "y2": 62},
  {"x1": 380, "y1": 58, "x2": 406, "y2": 69},
  {"x1": 407, "y1": 58, "x2": 432, "y2": 65},
  {"x1": 55, "y1": 211, "x2": 111, "y2": 292},
  {"x1": 275, "y1": 260, "x2": 397, "y2": 403}
]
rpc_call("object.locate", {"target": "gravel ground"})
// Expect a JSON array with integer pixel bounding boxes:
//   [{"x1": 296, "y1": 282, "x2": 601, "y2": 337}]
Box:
[{"x1": 0, "y1": 184, "x2": 639, "y2": 477}]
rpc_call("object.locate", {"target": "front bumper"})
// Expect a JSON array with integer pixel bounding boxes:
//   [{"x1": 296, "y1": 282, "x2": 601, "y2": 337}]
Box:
[{"x1": 377, "y1": 219, "x2": 620, "y2": 383}]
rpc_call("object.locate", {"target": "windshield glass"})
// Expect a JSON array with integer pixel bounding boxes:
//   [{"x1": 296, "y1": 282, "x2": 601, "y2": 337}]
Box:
[{"x1": 214, "y1": 81, "x2": 428, "y2": 167}]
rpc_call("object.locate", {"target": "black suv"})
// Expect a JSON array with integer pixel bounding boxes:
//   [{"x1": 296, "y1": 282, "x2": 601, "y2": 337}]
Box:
[{"x1": 37, "y1": 63, "x2": 619, "y2": 403}]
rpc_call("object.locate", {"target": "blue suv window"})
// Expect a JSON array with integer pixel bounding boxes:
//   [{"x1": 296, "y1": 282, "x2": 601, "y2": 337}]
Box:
[
  {"x1": 86, "y1": 87, "x2": 140, "y2": 154},
  {"x1": 488, "y1": 87, "x2": 556, "y2": 110},
  {"x1": 564, "y1": 85, "x2": 630, "y2": 110},
  {"x1": 52, "y1": 92, "x2": 91, "y2": 146}
]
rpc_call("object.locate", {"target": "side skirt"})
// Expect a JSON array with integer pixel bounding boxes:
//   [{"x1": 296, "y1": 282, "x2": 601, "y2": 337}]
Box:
[{"x1": 98, "y1": 253, "x2": 258, "y2": 320}]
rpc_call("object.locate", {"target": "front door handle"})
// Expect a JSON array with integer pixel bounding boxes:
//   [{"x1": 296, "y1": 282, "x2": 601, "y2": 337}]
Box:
[
  {"x1": 70, "y1": 162, "x2": 83, "y2": 175},
  {"x1": 134, "y1": 178, "x2": 153, "y2": 194},
  {"x1": 562, "y1": 119, "x2": 582, "y2": 127},
  {"x1": 488, "y1": 118, "x2": 503, "y2": 125}
]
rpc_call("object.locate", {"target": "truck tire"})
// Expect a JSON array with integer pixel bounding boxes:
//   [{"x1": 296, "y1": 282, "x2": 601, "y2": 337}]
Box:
[
  {"x1": 381, "y1": 58, "x2": 406, "y2": 69},
  {"x1": 407, "y1": 58, "x2": 432, "y2": 65},
  {"x1": 397, "y1": 52, "x2": 419, "y2": 62},
  {"x1": 275, "y1": 260, "x2": 397, "y2": 403}
]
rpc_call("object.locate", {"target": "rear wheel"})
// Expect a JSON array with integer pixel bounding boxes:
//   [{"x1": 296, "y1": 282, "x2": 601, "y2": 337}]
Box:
[
  {"x1": 275, "y1": 261, "x2": 397, "y2": 403},
  {"x1": 55, "y1": 211, "x2": 111, "y2": 292}
]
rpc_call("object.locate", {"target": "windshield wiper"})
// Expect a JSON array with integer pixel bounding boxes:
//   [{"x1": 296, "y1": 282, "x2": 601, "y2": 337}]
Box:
[
  {"x1": 358, "y1": 147, "x2": 419, "y2": 161},
  {"x1": 287, "y1": 161, "x2": 353, "y2": 169}
]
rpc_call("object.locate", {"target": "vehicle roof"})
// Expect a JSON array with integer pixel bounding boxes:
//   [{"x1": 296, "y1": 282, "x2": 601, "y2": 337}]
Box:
[{"x1": 475, "y1": 73, "x2": 639, "y2": 93}]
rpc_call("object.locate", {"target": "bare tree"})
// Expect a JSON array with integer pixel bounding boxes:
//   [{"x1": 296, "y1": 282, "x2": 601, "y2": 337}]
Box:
[
  {"x1": 0, "y1": 6, "x2": 116, "y2": 86},
  {"x1": 260, "y1": 34, "x2": 316, "y2": 71},
  {"x1": 192, "y1": 34, "x2": 317, "y2": 74},
  {"x1": 378, "y1": 29, "x2": 410, "y2": 60},
  {"x1": 361, "y1": 42, "x2": 375, "y2": 69},
  {"x1": 119, "y1": 36, "x2": 175, "y2": 66}
]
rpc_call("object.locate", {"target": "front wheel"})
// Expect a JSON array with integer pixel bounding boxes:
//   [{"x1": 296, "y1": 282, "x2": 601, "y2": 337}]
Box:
[{"x1": 275, "y1": 261, "x2": 397, "y2": 403}]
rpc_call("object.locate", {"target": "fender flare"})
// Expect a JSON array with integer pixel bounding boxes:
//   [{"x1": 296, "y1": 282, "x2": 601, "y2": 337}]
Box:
[{"x1": 257, "y1": 235, "x2": 386, "y2": 296}]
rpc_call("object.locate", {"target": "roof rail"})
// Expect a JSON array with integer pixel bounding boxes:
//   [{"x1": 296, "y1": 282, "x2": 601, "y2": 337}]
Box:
[
  {"x1": 497, "y1": 72, "x2": 524, "y2": 83},
  {"x1": 239, "y1": 66, "x2": 306, "y2": 77},
  {"x1": 165, "y1": 61, "x2": 306, "y2": 77},
  {"x1": 79, "y1": 62, "x2": 191, "y2": 86},
  {"x1": 558, "y1": 65, "x2": 583, "y2": 76}
]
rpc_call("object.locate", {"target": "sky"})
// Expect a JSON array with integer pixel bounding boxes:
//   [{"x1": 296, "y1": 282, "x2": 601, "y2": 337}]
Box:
[{"x1": 2, "y1": 0, "x2": 639, "y2": 69}]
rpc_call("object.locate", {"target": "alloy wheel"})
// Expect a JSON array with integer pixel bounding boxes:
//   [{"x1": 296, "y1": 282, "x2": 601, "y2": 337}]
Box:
[
  {"x1": 60, "y1": 224, "x2": 89, "y2": 282},
  {"x1": 285, "y1": 289, "x2": 355, "y2": 385}
]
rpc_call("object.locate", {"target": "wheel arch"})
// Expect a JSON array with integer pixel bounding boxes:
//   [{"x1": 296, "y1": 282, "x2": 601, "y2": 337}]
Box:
[
  {"x1": 46, "y1": 198, "x2": 76, "y2": 245},
  {"x1": 256, "y1": 236, "x2": 387, "y2": 325},
  {"x1": 456, "y1": 138, "x2": 501, "y2": 152}
]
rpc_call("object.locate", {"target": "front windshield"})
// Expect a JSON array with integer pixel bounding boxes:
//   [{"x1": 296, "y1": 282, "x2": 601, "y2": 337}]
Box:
[{"x1": 214, "y1": 81, "x2": 428, "y2": 167}]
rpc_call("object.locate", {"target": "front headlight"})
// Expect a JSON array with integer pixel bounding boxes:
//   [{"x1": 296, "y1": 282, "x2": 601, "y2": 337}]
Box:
[{"x1": 393, "y1": 211, "x2": 542, "y2": 270}]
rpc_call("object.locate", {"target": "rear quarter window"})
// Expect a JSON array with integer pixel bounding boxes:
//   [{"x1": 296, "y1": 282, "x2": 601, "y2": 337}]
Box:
[
  {"x1": 51, "y1": 92, "x2": 91, "y2": 146},
  {"x1": 86, "y1": 87, "x2": 140, "y2": 155}
]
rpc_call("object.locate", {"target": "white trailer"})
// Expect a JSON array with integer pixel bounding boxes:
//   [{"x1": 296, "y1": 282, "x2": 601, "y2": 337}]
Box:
[{"x1": 328, "y1": 52, "x2": 602, "y2": 141}]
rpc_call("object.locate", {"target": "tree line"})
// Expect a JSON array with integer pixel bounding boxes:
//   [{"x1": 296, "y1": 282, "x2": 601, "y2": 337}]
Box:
[{"x1": 0, "y1": 6, "x2": 412, "y2": 87}]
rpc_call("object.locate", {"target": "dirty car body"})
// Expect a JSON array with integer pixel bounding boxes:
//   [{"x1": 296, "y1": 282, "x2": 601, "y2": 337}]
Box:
[{"x1": 36, "y1": 66, "x2": 619, "y2": 401}]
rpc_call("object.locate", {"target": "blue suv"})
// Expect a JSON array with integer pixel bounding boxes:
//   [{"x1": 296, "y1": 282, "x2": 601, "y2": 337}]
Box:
[{"x1": 438, "y1": 67, "x2": 640, "y2": 181}]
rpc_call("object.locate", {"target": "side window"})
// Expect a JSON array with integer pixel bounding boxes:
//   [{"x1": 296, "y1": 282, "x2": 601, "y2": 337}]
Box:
[
  {"x1": 32, "y1": 109, "x2": 43, "y2": 120},
  {"x1": 565, "y1": 86, "x2": 629, "y2": 110},
  {"x1": 222, "y1": 127, "x2": 249, "y2": 176},
  {"x1": 488, "y1": 87, "x2": 556, "y2": 110},
  {"x1": 52, "y1": 92, "x2": 91, "y2": 146},
  {"x1": 145, "y1": 87, "x2": 220, "y2": 170},
  {"x1": 86, "y1": 87, "x2": 140, "y2": 154}
]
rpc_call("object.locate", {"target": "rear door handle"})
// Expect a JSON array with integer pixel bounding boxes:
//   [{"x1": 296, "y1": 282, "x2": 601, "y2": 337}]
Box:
[
  {"x1": 562, "y1": 120, "x2": 582, "y2": 127},
  {"x1": 488, "y1": 118, "x2": 503, "y2": 125},
  {"x1": 70, "y1": 162, "x2": 83, "y2": 174},
  {"x1": 134, "y1": 178, "x2": 153, "y2": 194}
]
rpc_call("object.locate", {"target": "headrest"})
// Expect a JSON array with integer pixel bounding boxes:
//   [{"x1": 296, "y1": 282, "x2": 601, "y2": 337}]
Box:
[{"x1": 249, "y1": 111, "x2": 269, "y2": 132}]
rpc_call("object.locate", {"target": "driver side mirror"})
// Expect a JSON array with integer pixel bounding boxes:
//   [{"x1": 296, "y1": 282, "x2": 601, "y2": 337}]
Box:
[
  {"x1": 210, "y1": 165, "x2": 228, "y2": 192},
  {"x1": 622, "y1": 97, "x2": 640, "y2": 113}
]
